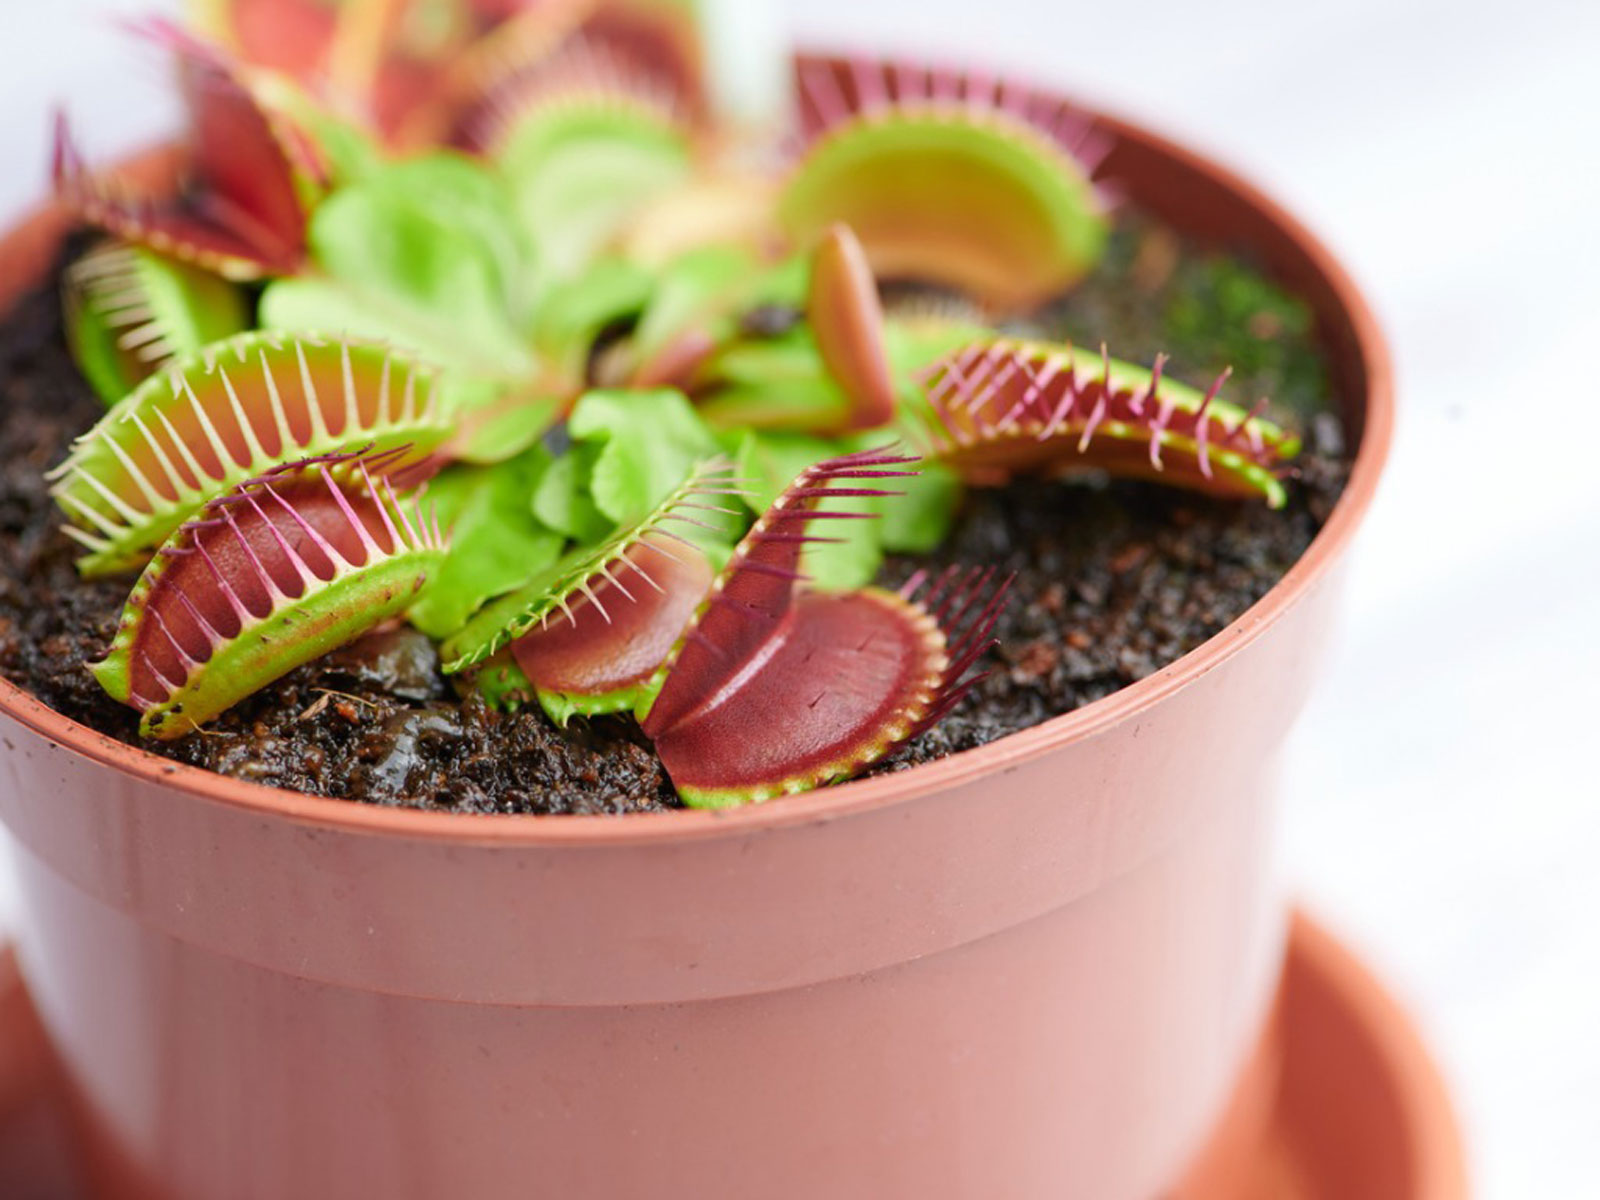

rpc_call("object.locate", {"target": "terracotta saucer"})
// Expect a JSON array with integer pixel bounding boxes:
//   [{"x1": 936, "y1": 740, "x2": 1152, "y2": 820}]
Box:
[
  {"x1": 1172, "y1": 913, "x2": 1468, "y2": 1199},
  {"x1": 0, "y1": 913, "x2": 1465, "y2": 1200}
]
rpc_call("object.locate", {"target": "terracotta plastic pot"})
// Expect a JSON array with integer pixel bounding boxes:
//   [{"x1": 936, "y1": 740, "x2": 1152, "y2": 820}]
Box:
[
  {"x1": 0, "y1": 915, "x2": 1469, "y2": 1200},
  {"x1": 0, "y1": 63, "x2": 1392, "y2": 1200}
]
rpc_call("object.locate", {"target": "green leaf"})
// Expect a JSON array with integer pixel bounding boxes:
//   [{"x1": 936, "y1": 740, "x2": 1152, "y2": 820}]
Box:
[
  {"x1": 309, "y1": 114, "x2": 384, "y2": 188},
  {"x1": 469, "y1": 653, "x2": 535, "y2": 713},
  {"x1": 260, "y1": 155, "x2": 537, "y2": 379},
  {"x1": 409, "y1": 446, "x2": 564, "y2": 639},
  {"x1": 884, "y1": 315, "x2": 992, "y2": 377},
  {"x1": 532, "y1": 446, "x2": 613, "y2": 543},
  {"x1": 500, "y1": 106, "x2": 693, "y2": 283},
  {"x1": 696, "y1": 331, "x2": 853, "y2": 433},
  {"x1": 444, "y1": 375, "x2": 566, "y2": 465},
  {"x1": 629, "y1": 245, "x2": 754, "y2": 367},
  {"x1": 626, "y1": 247, "x2": 811, "y2": 383},
  {"x1": 734, "y1": 431, "x2": 884, "y2": 590},
  {"x1": 568, "y1": 389, "x2": 728, "y2": 530},
  {"x1": 528, "y1": 257, "x2": 655, "y2": 379},
  {"x1": 379, "y1": 155, "x2": 535, "y2": 313},
  {"x1": 879, "y1": 460, "x2": 963, "y2": 554}
]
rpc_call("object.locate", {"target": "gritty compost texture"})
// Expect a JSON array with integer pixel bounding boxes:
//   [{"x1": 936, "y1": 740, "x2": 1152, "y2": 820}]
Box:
[{"x1": 0, "y1": 217, "x2": 1348, "y2": 813}]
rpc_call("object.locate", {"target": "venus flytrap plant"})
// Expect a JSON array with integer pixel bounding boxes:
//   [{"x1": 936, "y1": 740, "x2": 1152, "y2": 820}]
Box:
[
  {"x1": 50, "y1": 332, "x2": 452, "y2": 575},
  {"x1": 401, "y1": 2, "x2": 703, "y2": 282},
  {"x1": 41, "y1": 6, "x2": 1312, "y2": 804},
  {"x1": 618, "y1": 228, "x2": 967, "y2": 590},
  {"x1": 92, "y1": 449, "x2": 446, "y2": 739},
  {"x1": 63, "y1": 240, "x2": 250, "y2": 407}
]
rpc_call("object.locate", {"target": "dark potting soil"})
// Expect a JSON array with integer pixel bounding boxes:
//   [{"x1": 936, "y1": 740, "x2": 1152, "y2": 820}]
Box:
[{"x1": 0, "y1": 218, "x2": 1348, "y2": 814}]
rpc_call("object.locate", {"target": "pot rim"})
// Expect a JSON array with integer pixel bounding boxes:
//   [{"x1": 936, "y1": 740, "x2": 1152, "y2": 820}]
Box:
[{"x1": 0, "y1": 89, "x2": 1392, "y2": 849}]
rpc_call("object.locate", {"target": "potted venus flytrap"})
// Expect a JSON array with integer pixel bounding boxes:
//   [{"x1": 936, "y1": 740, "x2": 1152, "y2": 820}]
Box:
[{"x1": 0, "y1": 2, "x2": 1388, "y2": 1198}]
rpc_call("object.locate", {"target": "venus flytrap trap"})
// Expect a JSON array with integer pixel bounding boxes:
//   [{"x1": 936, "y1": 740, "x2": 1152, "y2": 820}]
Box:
[
  {"x1": 39, "y1": 1, "x2": 1310, "y2": 806},
  {"x1": 441, "y1": 457, "x2": 738, "y2": 725},
  {"x1": 50, "y1": 333, "x2": 451, "y2": 575},
  {"x1": 491, "y1": 60, "x2": 697, "y2": 284},
  {"x1": 413, "y1": 0, "x2": 704, "y2": 149},
  {"x1": 912, "y1": 337, "x2": 1300, "y2": 506},
  {"x1": 578, "y1": 0, "x2": 711, "y2": 124},
  {"x1": 805, "y1": 224, "x2": 898, "y2": 432},
  {"x1": 782, "y1": 58, "x2": 1110, "y2": 313},
  {"x1": 54, "y1": 20, "x2": 322, "y2": 281},
  {"x1": 188, "y1": 0, "x2": 487, "y2": 141},
  {"x1": 63, "y1": 240, "x2": 250, "y2": 406},
  {"x1": 639, "y1": 448, "x2": 1010, "y2": 808},
  {"x1": 92, "y1": 449, "x2": 446, "y2": 739}
]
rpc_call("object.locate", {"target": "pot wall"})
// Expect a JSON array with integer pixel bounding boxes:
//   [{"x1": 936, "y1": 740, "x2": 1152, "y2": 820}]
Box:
[{"x1": 0, "y1": 66, "x2": 1390, "y2": 1200}]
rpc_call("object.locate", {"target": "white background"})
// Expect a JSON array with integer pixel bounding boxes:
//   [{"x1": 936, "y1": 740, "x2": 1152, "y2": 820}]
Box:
[{"x1": 2, "y1": 2, "x2": 1598, "y2": 1196}]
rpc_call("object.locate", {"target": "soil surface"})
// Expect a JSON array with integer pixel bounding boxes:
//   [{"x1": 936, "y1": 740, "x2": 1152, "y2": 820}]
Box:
[{"x1": 0, "y1": 222, "x2": 1347, "y2": 813}]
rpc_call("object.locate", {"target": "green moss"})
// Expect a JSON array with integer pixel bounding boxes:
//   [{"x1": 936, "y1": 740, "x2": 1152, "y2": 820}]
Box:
[{"x1": 1046, "y1": 216, "x2": 1333, "y2": 428}]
